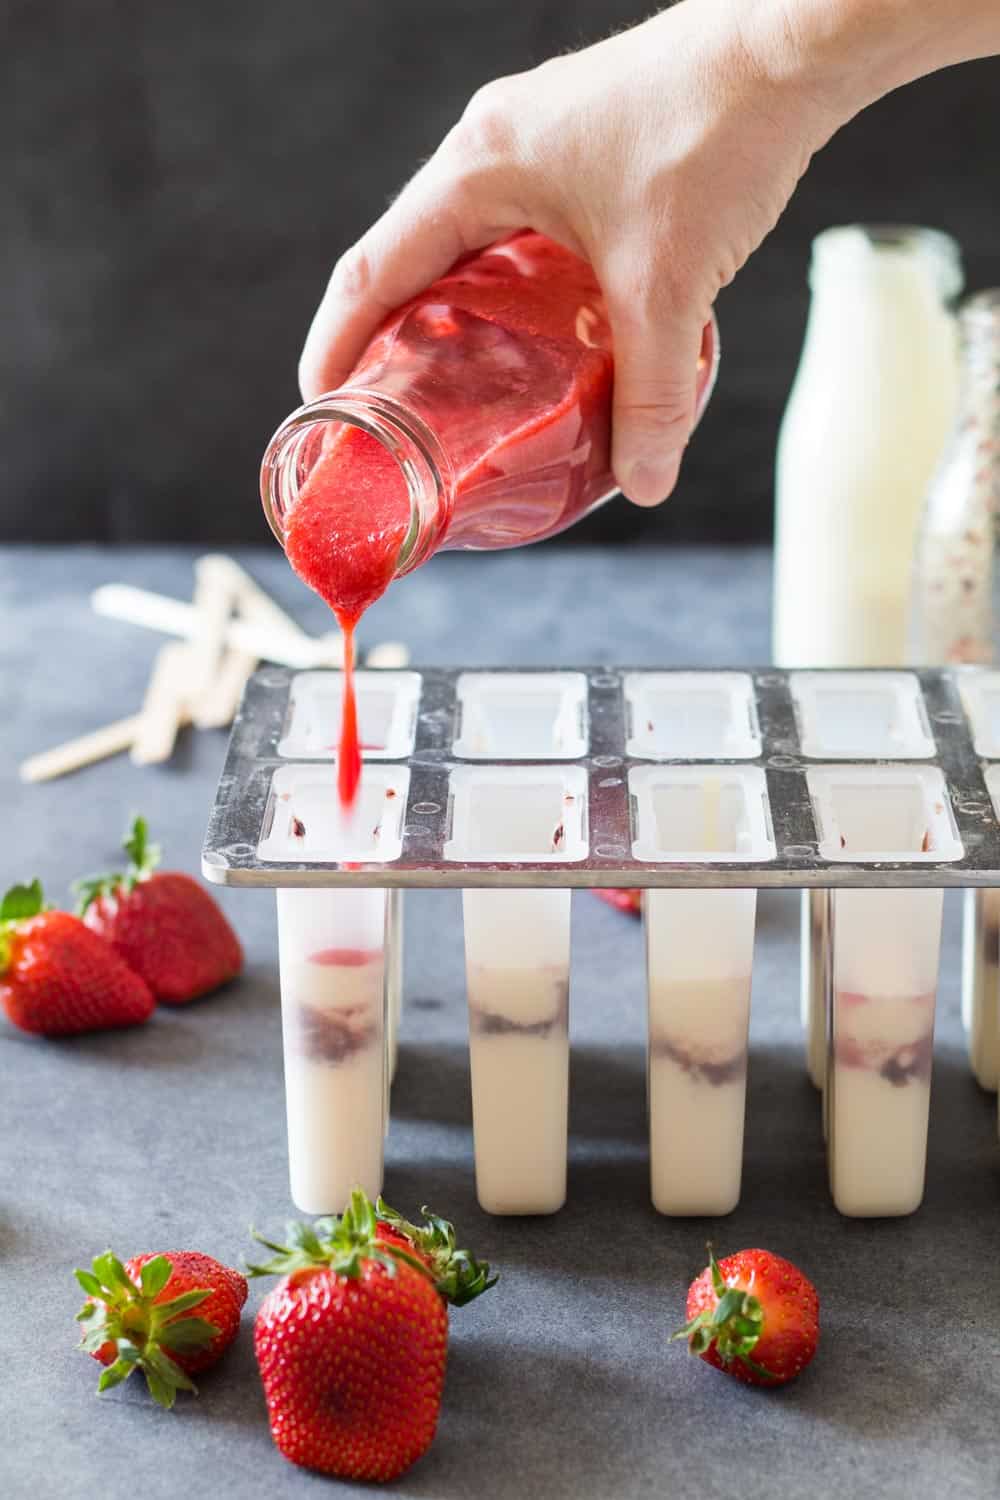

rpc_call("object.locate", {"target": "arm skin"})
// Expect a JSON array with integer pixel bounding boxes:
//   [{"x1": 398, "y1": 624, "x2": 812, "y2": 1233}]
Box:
[{"x1": 299, "y1": 0, "x2": 1000, "y2": 507}]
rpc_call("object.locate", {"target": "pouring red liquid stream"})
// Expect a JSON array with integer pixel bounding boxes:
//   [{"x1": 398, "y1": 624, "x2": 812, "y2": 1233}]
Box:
[{"x1": 276, "y1": 231, "x2": 718, "y2": 809}]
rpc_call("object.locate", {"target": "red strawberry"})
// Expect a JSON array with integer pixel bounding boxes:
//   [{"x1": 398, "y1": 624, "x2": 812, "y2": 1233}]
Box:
[
  {"x1": 249, "y1": 1190, "x2": 496, "y2": 1482},
  {"x1": 674, "y1": 1246, "x2": 819, "y2": 1386},
  {"x1": 0, "y1": 880, "x2": 154, "y2": 1036},
  {"x1": 76, "y1": 817, "x2": 243, "y2": 1004},
  {"x1": 594, "y1": 888, "x2": 642, "y2": 915},
  {"x1": 75, "y1": 1248, "x2": 248, "y2": 1409}
]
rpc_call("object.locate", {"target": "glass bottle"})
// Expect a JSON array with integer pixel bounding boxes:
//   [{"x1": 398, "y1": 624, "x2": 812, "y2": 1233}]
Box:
[
  {"x1": 773, "y1": 224, "x2": 963, "y2": 668},
  {"x1": 261, "y1": 231, "x2": 719, "y2": 572},
  {"x1": 908, "y1": 289, "x2": 1000, "y2": 665}
]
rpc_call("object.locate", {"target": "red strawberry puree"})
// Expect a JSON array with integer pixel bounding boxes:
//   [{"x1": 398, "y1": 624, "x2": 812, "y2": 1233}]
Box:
[{"x1": 280, "y1": 231, "x2": 713, "y2": 808}]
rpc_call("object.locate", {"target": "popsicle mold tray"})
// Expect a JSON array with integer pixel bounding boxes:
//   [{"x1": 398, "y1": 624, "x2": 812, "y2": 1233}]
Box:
[
  {"x1": 203, "y1": 666, "x2": 1000, "y2": 888},
  {"x1": 203, "y1": 665, "x2": 1000, "y2": 1223}
]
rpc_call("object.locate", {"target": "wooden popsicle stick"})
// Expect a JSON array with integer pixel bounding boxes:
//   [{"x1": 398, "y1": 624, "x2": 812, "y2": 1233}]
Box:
[
  {"x1": 188, "y1": 556, "x2": 239, "y2": 703},
  {"x1": 92, "y1": 584, "x2": 341, "y2": 668},
  {"x1": 20, "y1": 715, "x2": 145, "y2": 783},
  {"x1": 193, "y1": 650, "x2": 259, "y2": 730},
  {"x1": 197, "y1": 554, "x2": 326, "y2": 643},
  {"x1": 365, "y1": 640, "x2": 411, "y2": 669},
  {"x1": 131, "y1": 642, "x2": 194, "y2": 766}
]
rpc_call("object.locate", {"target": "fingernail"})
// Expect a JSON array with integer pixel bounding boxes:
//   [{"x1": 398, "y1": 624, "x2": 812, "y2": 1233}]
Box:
[{"x1": 625, "y1": 456, "x2": 679, "y2": 507}]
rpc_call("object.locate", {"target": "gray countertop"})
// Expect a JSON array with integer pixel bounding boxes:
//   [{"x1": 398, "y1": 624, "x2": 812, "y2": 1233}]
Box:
[{"x1": 2, "y1": 544, "x2": 999, "y2": 1500}]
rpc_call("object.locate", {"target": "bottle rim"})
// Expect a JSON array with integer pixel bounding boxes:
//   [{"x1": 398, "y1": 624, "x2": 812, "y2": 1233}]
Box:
[
  {"x1": 259, "y1": 390, "x2": 453, "y2": 575},
  {"x1": 809, "y1": 223, "x2": 964, "y2": 303}
]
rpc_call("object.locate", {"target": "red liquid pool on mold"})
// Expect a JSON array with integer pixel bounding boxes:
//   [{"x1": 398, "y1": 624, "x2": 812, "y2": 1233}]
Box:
[{"x1": 280, "y1": 231, "x2": 715, "y2": 808}]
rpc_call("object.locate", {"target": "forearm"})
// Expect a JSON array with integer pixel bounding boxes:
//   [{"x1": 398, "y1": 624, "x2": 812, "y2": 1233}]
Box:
[{"x1": 756, "y1": 0, "x2": 1000, "y2": 127}]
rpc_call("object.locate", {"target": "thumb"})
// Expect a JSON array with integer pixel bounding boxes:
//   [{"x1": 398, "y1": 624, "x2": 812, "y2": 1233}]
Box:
[{"x1": 603, "y1": 278, "x2": 706, "y2": 507}]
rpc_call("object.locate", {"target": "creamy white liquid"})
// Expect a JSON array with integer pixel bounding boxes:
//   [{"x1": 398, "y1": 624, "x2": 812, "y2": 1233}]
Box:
[
  {"x1": 280, "y1": 952, "x2": 386, "y2": 1214},
  {"x1": 774, "y1": 227, "x2": 959, "y2": 668},
  {"x1": 828, "y1": 987, "x2": 935, "y2": 1217},
  {"x1": 648, "y1": 975, "x2": 750, "y2": 1216},
  {"x1": 466, "y1": 963, "x2": 569, "y2": 1215}
]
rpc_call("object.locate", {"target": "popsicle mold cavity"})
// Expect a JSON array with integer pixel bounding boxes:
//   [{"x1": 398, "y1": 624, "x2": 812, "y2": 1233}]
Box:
[
  {"x1": 445, "y1": 766, "x2": 588, "y2": 862},
  {"x1": 279, "y1": 670, "x2": 420, "y2": 759},
  {"x1": 957, "y1": 672, "x2": 1000, "y2": 758},
  {"x1": 624, "y1": 672, "x2": 760, "y2": 759},
  {"x1": 790, "y1": 671, "x2": 935, "y2": 759},
  {"x1": 806, "y1": 765, "x2": 962, "y2": 862},
  {"x1": 463, "y1": 886, "x2": 571, "y2": 1214},
  {"x1": 452, "y1": 672, "x2": 588, "y2": 759},
  {"x1": 629, "y1": 765, "x2": 774, "y2": 863},
  {"x1": 276, "y1": 887, "x2": 389, "y2": 1213},
  {"x1": 259, "y1": 764, "x2": 410, "y2": 863},
  {"x1": 645, "y1": 885, "x2": 756, "y2": 1215}
]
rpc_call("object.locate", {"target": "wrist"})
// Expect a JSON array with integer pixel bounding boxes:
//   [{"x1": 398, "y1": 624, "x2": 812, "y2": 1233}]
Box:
[{"x1": 751, "y1": 0, "x2": 1000, "y2": 128}]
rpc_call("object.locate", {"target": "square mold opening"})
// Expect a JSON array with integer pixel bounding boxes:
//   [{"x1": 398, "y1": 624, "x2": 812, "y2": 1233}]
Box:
[
  {"x1": 629, "y1": 766, "x2": 775, "y2": 862},
  {"x1": 806, "y1": 766, "x2": 962, "y2": 862},
  {"x1": 258, "y1": 764, "x2": 410, "y2": 863},
  {"x1": 452, "y1": 673, "x2": 588, "y2": 760},
  {"x1": 624, "y1": 672, "x2": 760, "y2": 760},
  {"x1": 983, "y1": 764, "x2": 1000, "y2": 820},
  {"x1": 444, "y1": 766, "x2": 588, "y2": 862},
  {"x1": 278, "y1": 671, "x2": 421, "y2": 760},
  {"x1": 957, "y1": 671, "x2": 1000, "y2": 758},
  {"x1": 790, "y1": 672, "x2": 934, "y2": 759}
]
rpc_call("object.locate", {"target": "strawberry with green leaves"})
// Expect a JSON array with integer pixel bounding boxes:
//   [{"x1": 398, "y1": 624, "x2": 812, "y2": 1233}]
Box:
[
  {"x1": 76, "y1": 817, "x2": 243, "y2": 1004},
  {"x1": 674, "y1": 1246, "x2": 819, "y2": 1387},
  {"x1": 249, "y1": 1190, "x2": 496, "y2": 1482},
  {"x1": 0, "y1": 880, "x2": 154, "y2": 1036},
  {"x1": 75, "y1": 1249, "x2": 248, "y2": 1409}
]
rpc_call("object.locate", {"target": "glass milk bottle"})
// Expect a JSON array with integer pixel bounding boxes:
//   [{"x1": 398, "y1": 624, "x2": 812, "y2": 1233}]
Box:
[
  {"x1": 774, "y1": 225, "x2": 963, "y2": 667},
  {"x1": 909, "y1": 289, "x2": 1000, "y2": 666}
]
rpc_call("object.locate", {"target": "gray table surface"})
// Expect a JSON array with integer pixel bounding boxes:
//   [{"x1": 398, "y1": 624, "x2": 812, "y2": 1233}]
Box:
[{"x1": 2, "y1": 544, "x2": 999, "y2": 1500}]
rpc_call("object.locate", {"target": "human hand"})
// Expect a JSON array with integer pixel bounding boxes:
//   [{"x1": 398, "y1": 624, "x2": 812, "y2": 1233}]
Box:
[{"x1": 298, "y1": 0, "x2": 855, "y2": 505}]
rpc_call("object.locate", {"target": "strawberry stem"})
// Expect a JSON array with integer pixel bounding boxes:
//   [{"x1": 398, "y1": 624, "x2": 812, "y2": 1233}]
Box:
[
  {"x1": 671, "y1": 1245, "x2": 778, "y2": 1381},
  {"x1": 246, "y1": 1188, "x2": 497, "y2": 1306},
  {"x1": 74, "y1": 1250, "x2": 218, "y2": 1410},
  {"x1": 74, "y1": 816, "x2": 162, "y2": 914}
]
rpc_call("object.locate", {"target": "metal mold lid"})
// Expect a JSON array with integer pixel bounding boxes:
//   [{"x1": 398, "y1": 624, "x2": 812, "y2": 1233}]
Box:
[{"x1": 202, "y1": 664, "x2": 1000, "y2": 889}]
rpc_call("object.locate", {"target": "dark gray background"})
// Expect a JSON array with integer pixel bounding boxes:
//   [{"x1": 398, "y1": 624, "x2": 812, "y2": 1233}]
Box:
[{"x1": 6, "y1": 1, "x2": 1000, "y2": 546}]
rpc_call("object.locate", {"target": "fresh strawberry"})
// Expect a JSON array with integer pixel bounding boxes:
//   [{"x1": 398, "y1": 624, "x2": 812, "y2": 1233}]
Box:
[
  {"x1": 249, "y1": 1190, "x2": 496, "y2": 1482},
  {"x1": 75, "y1": 1248, "x2": 248, "y2": 1409},
  {"x1": 0, "y1": 880, "x2": 154, "y2": 1036},
  {"x1": 594, "y1": 888, "x2": 642, "y2": 915},
  {"x1": 674, "y1": 1246, "x2": 819, "y2": 1386},
  {"x1": 76, "y1": 817, "x2": 243, "y2": 1004}
]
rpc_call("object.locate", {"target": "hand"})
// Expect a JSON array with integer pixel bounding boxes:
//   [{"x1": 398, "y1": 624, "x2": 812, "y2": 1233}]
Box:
[{"x1": 298, "y1": 0, "x2": 847, "y2": 505}]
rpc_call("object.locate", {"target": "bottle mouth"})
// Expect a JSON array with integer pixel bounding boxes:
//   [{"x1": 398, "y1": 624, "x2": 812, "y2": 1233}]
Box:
[
  {"x1": 810, "y1": 223, "x2": 965, "y2": 303},
  {"x1": 259, "y1": 390, "x2": 452, "y2": 574}
]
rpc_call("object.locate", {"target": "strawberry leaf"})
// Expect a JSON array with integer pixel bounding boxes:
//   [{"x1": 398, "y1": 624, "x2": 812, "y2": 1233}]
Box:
[
  {"x1": 92, "y1": 1251, "x2": 133, "y2": 1294},
  {"x1": 0, "y1": 880, "x2": 44, "y2": 922},
  {"x1": 159, "y1": 1317, "x2": 219, "y2": 1354},
  {"x1": 123, "y1": 816, "x2": 161, "y2": 881},
  {"x1": 139, "y1": 1255, "x2": 172, "y2": 1298},
  {"x1": 97, "y1": 1357, "x2": 137, "y2": 1394},
  {"x1": 143, "y1": 1368, "x2": 176, "y2": 1410},
  {"x1": 155, "y1": 1288, "x2": 211, "y2": 1319},
  {"x1": 74, "y1": 1269, "x2": 105, "y2": 1300}
]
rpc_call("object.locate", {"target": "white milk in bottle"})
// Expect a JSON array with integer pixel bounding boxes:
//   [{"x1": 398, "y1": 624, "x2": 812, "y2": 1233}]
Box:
[{"x1": 774, "y1": 225, "x2": 962, "y2": 667}]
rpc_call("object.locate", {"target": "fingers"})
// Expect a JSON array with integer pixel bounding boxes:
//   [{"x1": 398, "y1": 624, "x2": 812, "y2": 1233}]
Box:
[
  {"x1": 299, "y1": 85, "x2": 529, "y2": 402},
  {"x1": 298, "y1": 184, "x2": 472, "y2": 401},
  {"x1": 602, "y1": 272, "x2": 707, "y2": 507}
]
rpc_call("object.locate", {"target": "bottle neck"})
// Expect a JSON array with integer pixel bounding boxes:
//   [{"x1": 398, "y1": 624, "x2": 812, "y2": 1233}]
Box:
[{"x1": 260, "y1": 389, "x2": 453, "y2": 578}]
